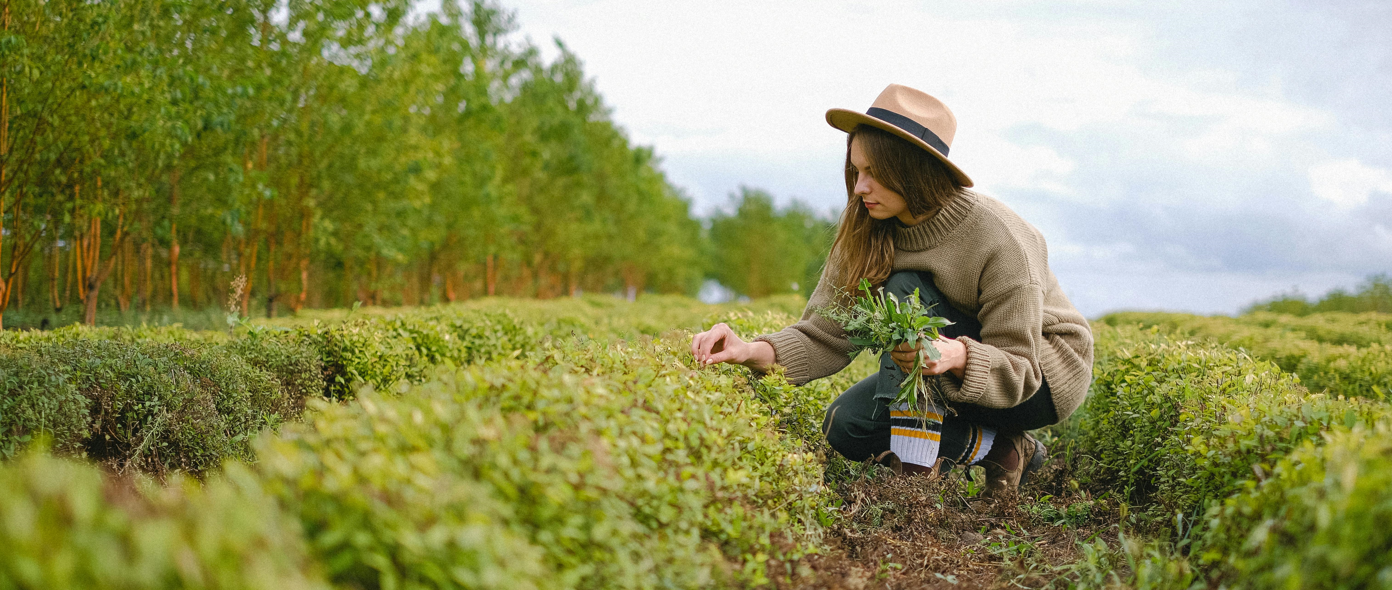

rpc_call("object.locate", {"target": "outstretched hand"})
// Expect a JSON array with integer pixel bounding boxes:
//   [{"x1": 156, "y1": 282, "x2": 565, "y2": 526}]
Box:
[
  {"x1": 690, "y1": 322, "x2": 775, "y2": 372},
  {"x1": 891, "y1": 338, "x2": 968, "y2": 379}
]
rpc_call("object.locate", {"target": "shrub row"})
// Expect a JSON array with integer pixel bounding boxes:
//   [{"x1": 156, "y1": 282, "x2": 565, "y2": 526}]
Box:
[
  {"x1": 1100, "y1": 311, "x2": 1392, "y2": 400},
  {"x1": 0, "y1": 309, "x2": 534, "y2": 472},
  {"x1": 1067, "y1": 324, "x2": 1381, "y2": 527},
  {"x1": 1062, "y1": 323, "x2": 1392, "y2": 588},
  {"x1": 1, "y1": 311, "x2": 840, "y2": 588},
  {"x1": 0, "y1": 454, "x2": 327, "y2": 589},
  {"x1": 1240, "y1": 310, "x2": 1392, "y2": 348},
  {"x1": 1198, "y1": 420, "x2": 1392, "y2": 588},
  {"x1": 0, "y1": 341, "x2": 297, "y2": 474}
]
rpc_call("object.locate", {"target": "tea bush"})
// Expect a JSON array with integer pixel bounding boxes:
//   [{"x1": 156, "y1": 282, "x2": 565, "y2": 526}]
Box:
[
  {"x1": 220, "y1": 331, "x2": 326, "y2": 418},
  {"x1": 1199, "y1": 421, "x2": 1392, "y2": 588},
  {"x1": 287, "y1": 310, "x2": 535, "y2": 399},
  {"x1": 36, "y1": 340, "x2": 285, "y2": 474},
  {"x1": 1100, "y1": 311, "x2": 1392, "y2": 399},
  {"x1": 0, "y1": 351, "x2": 89, "y2": 459},
  {"x1": 1069, "y1": 324, "x2": 1381, "y2": 530},
  {"x1": 255, "y1": 329, "x2": 836, "y2": 588},
  {"x1": 0, "y1": 453, "x2": 328, "y2": 589}
]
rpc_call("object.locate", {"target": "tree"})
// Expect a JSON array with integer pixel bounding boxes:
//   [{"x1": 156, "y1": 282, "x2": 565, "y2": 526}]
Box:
[{"x1": 708, "y1": 187, "x2": 835, "y2": 299}]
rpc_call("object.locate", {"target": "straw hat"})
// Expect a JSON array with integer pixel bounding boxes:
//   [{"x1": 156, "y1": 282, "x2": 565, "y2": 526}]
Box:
[{"x1": 826, "y1": 84, "x2": 973, "y2": 187}]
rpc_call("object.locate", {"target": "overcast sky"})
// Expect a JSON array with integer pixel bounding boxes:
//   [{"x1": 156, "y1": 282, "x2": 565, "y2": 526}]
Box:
[{"x1": 486, "y1": 0, "x2": 1390, "y2": 316}]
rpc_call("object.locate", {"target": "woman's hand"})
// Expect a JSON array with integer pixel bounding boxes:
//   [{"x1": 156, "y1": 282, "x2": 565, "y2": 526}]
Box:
[
  {"x1": 691, "y1": 322, "x2": 776, "y2": 372},
  {"x1": 891, "y1": 338, "x2": 968, "y2": 379}
]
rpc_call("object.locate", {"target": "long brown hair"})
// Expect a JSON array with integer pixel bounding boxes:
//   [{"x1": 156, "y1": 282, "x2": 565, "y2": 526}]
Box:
[{"x1": 826, "y1": 124, "x2": 964, "y2": 294}]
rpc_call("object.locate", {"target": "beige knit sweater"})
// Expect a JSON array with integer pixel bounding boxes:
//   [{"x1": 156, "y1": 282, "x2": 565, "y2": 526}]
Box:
[{"x1": 755, "y1": 189, "x2": 1094, "y2": 421}]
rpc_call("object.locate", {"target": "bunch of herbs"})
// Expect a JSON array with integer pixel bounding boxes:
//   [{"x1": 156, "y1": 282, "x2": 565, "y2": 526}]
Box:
[{"x1": 818, "y1": 279, "x2": 953, "y2": 411}]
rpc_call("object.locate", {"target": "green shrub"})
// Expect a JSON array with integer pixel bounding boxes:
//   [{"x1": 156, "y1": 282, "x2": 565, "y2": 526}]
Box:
[
  {"x1": 0, "y1": 324, "x2": 227, "y2": 350},
  {"x1": 1200, "y1": 421, "x2": 1392, "y2": 588},
  {"x1": 37, "y1": 340, "x2": 282, "y2": 474},
  {"x1": 1240, "y1": 311, "x2": 1392, "y2": 348},
  {"x1": 0, "y1": 352, "x2": 90, "y2": 459},
  {"x1": 0, "y1": 452, "x2": 327, "y2": 589},
  {"x1": 289, "y1": 319, "x2": 430, "y2": 400},
  {"x1": 1071, "y1": 325, "x2": 1379, "y2": 529},
  {"x1": 256, "y1": 331, "x2": 834, "y2": 589},
  {"x1": 1099, "y1": 311, "x2": 1392, "y2": 400},
  {"x1": 221, "y1": 330, "x2": 326, "y2": 418}
]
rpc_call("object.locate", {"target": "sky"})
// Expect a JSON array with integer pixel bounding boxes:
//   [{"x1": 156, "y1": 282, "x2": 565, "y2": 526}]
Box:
[{"x1": 481, "y1": 0, "x2": 1390, "y2": 316}]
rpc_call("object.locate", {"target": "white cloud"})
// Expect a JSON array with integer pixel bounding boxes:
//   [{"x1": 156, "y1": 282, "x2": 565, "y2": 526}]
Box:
[
  {"x1": 964, "y1": 138, "x2": 1076, "y2": 197},
  {"x1": 1308, "y1": 159, "x2": 1392, "y2": 208}
]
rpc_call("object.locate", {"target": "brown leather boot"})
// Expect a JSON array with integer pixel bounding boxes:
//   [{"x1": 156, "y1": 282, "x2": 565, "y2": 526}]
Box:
[
  {"x1": 982, "y1": 432, "x2": 1046, "y2": 496},
  {"x1": 872, "y1": 450, "x2": 903, "y2": 475}
]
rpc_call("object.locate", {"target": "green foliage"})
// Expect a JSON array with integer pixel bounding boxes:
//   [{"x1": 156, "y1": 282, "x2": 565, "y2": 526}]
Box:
[
  {"x1": 0, "y1": 352, "x2": 90, "y2": 459},
  {"x1": 1100, "y1": 311, "x2": 1392, "y2": 400},
  {"x1": 256, "y1": 331, "x2": 835, "y2": 588},
  {"x1": 219, "y1": 331, "x2": 326, "y2": 419},
  {"x1": 288, "y1": 309, "x2": 535, "y2": 399},
  {"x1": 708, "y1": 187, "x2": 836, "y2": 299},
  {"x1": 0, "y1": 453, "x2": 328, "y2": 589},
  {"x1": 1070, "y1": 324, "x2": 1380, "y2": 531},
  {"x1": 1198, "y1": 421, "x2": 1392, "y2": 588},
  {"x1": 34, "y1": 340, "x2": 284, "y2": 474},
  {"x1": 817, "y1": 279, "x2": 952, "y2": 409},
  {"x1": 1246, "y1": 274, "x2": 1392, "y2": 315},
  {"x1": 0, "y1": 0, "x2": 714, "y2": 330}
]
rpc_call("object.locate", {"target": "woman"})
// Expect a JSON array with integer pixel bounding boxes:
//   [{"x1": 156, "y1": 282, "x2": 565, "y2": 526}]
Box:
[{"x1": 690, "y1": 84, "x2": 1094, "y2": 495}]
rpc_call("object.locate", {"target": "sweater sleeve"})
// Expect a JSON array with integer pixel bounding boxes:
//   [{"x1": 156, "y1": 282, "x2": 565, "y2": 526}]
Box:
[
  {"x1": 936, "y1": 282, "x2": 1046, "y2": 409},
  {"x1": 752, "y1": 267, "x2": 857, "y2": 386}
]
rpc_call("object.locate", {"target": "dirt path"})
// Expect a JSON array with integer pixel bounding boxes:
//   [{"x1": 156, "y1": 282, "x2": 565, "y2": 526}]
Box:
[{"x1": 774, "y1": 462, "x2": 1124, "y2": 589}]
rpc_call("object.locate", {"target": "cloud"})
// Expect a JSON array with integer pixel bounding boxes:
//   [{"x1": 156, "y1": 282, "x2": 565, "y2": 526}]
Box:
[
  {"x1": 1308, "y1": 159, "x2": 1392, "y2": 208},
  {"x1": 498, "y1": 0, "x2": 1390, "y2": 314}
]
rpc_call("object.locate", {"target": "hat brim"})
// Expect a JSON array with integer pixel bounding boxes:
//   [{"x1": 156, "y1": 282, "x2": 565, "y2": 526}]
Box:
[{"x1": 826, "y1": 108, "x2": 973, "y2": 188}]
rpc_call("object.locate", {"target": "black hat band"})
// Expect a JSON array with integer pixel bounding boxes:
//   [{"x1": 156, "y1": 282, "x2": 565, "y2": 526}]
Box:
[{"x1": 866, "y1": 107, "x2": 951, "y2": 157}]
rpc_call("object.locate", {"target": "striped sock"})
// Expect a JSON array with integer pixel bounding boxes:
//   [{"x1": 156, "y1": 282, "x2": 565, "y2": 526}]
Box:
[
  {"x1": 961, "y1": 425, "x2": 996, "y2": 465},
  {"x1": 888, "y1": 402, "x2": 945, "y2": 468}
]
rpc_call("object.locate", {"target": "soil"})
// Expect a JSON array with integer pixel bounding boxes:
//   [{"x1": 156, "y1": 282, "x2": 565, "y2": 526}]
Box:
[{"x1": 770, "y1": 459, "x2": 1125, "y2": 590}]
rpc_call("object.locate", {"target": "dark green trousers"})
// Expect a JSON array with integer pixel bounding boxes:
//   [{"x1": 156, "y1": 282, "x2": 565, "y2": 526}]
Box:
[{"x1": 821, "y1": 271, "x2": 1058, "y2": 464}]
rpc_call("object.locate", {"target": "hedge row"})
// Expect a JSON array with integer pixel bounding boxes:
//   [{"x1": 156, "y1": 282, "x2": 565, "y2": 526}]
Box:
[
  {"x1": 1064, "y1": 323, "x2": 1392, "y2": 588},
  {"x1": 1100, "y1": 311, "x2": 1392, "y2": 400},
  {"x1": 1069, "y1": 324, "x2": 1381, "y2": 523},
  {"x1": 1, "y1": 310, "x2": 841, "y2": 588},
  {"x1": 0, "y1": 309, "x2": 533, "y2": 473},
  {"x1": 0, "y1": 454, "x2": 328, "y2": 589},
  {"x1": 1197, "y1": 420, "x2": 1392, "y2": 588}
]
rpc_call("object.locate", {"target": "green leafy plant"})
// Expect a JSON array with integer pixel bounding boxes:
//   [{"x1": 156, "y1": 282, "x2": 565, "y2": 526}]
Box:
[{"x1": 818, "y1": 278, "x2": 952, "y2": 410}]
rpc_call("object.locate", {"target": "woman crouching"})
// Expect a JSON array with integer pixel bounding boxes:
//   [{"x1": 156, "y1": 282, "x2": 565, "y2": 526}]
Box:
[{"x1": 690, "y1": 84, "x2": 1094, "y2": 495}]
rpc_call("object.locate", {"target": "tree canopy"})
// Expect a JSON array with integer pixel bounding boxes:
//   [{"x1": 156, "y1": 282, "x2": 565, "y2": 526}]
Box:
[{"x1": 0, "y1": 0, "x2": 834, "y2": 328}]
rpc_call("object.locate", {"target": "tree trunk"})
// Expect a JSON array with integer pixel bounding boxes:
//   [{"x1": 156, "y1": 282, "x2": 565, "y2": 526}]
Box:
[
  {"x1": 49, "y1": 238, "x2": 61, "y2": 312},
  {"x1": 169, "y1": 168, "x2": 180, "y2": 310},
  {"x1": 140, "y1": 241, "x2": 152, "y2": 311},
  {"x1": 80, "y1": 188, "x2": 127, "y2": 326},
  {"x1": 0, "y1": 0, "x2": 7, "y2": 328},
  {"x1": 16, "y1": 253, "x2": 28, "y2": 311},
  {"x1": 294, "y1": 205, "x2": 310, "y2": 313},
  {"x1": 369, "y1": 255, "x2": 380, "y2": 306},
  {"x1": 485, "y1": 254, "x2": 496, "y2": 296},
  {"x1": 238, "y1": 199, "x2": 263, "y2": 316},
  {"x1": 116, "y1": 239, "x2": 132, "y2": 312},
  {"x1": 443, "y1": 263, "x2": 458, "y2": 303},
  {"x1": 266, "y1": 204, "x2": 278, "y2": 317}
]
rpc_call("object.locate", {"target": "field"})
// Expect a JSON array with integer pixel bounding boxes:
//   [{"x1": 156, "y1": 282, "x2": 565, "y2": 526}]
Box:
[{"x1": 3, "y1": 297, "x2": 1392, "y2": 589}]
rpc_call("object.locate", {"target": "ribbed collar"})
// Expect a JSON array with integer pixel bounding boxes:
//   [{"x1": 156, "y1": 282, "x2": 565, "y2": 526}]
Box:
[{"x1": 892, "y1": 189, "x2": 980, "y2": 252}]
